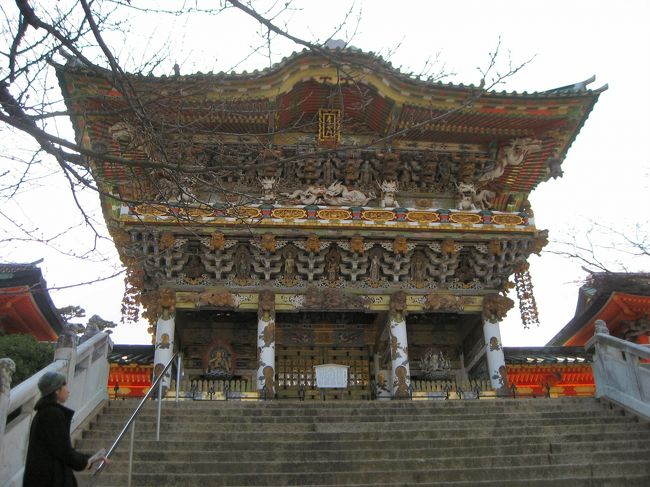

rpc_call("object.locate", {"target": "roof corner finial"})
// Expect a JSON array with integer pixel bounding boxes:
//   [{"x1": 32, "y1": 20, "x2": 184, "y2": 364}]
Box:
[
  {"x1": 173, "y1": 63, "x2": 180, "y2": 76},
  {"x1": 323, "y1": 39, "x2": 347, "y2": 50}
]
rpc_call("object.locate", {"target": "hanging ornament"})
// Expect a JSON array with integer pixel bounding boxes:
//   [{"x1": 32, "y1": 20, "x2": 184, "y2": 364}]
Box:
[{"x1": 514, "y1": 264, "x2": 540, "y2": 329}]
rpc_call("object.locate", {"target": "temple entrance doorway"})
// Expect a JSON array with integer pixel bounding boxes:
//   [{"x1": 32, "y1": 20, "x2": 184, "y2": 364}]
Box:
[
  {"x1": 276, "y1": 345, "x2": 372, "y2": 400},
  {"x1": 275, "y1": 311, "x2": 378, "y2": 400}
]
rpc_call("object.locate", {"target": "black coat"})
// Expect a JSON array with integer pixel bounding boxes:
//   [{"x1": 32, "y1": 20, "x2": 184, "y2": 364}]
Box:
[{"x1": 23, "y1": 397, "x2": 90, "y2": 487}]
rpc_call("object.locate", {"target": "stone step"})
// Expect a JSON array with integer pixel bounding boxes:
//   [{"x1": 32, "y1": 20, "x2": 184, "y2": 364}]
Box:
[
  {"x1": 77, "y1": 429, "x2": 650, "y2": 453},
  {"x1": 81, "y1": 421, "x2": 643, "y2": 442},
  {"x1": 100, "y1": 449, "x2": 650, "y2": 474},
  {"x1": 91, "y1": 438, "x2": 650, "y2": 464},
  {"x1": 102, "y1": 397, "x2": 604, "y2": 411},
  {"x1": 78, "y1": 398, "x2": 650, "y2": 487},
  {"x1": 87, "y1": 461, "x2": 650, "y2": 486},
  {"x1": 91, "y1": 407, "x2": 622, "y2": 422},
  {"x1": 87, "y1": 415, "x2": 635, "y2": 434}
]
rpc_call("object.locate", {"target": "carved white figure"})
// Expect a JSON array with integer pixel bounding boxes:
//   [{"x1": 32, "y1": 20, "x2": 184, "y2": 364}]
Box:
[
  {"x1": 109, "y1": 121, "x2": 137, "y2": 144},
  {"x1": 323, "y1": 181, "x2": 375, "y2": 206},
  {"x1": 479, "y1": 138, "x2": 542, "y2": 182},
  {"x1": 456, "y1": 182, "x2": 495, "y2": 211},
  {"x1": 474, "y1": 189, "x2": 495, "y2": 210},
  {"x1": 378, "y1": 180, "x2": 399, "y2": 208},
  {"x1": 281, "y1": 185, "x2": 327, "y2": 205},
  {"x1": 456, "y1": 182, "x2": 479, "y2": 211},
  {"x1": 258, "y1": 177, "x2": 277, "y2": 203}
]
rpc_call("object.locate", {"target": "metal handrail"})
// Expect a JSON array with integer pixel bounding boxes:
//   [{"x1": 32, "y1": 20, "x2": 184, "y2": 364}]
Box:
[{"x1": 92, "y1": 352, "x2": 181, "y2": 484}]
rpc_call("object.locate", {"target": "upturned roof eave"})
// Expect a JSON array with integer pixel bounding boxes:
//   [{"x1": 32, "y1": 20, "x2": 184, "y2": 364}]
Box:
[{"x1": 53, "y1": 47, "x2": 606, "y2": 101}]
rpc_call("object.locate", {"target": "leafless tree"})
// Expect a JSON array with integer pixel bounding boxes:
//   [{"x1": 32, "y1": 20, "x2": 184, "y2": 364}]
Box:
[{"x1": 547, "y1": 221, "x2": 650, "y2": 273}]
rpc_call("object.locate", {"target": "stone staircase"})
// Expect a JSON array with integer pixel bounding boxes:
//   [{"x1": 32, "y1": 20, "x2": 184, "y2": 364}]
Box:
[{"x1": 77, "y1": 398, "x2": 650, "y2": 487}]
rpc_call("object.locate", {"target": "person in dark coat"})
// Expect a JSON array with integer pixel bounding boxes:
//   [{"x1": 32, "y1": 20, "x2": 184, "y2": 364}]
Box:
[{"x1": 22, "y1": 371, "x2": 108, "y2": 487}]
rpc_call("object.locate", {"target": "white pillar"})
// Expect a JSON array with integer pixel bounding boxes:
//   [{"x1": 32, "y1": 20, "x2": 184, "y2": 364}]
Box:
[
  {"x1": 257, "y1": 291, "x2": 276, "y2": 399},
  {"x1": 389, "y1": 292, "x2": 410, "y2": 398},
  {"x1": 154, "y1": 315, "x2": 175, "y2": 391},
  {"x1": 483, "y1": 319, "x2": 507, "y2": 390}
]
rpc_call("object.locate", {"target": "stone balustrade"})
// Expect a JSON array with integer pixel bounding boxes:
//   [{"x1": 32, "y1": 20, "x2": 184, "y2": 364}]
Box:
[
  {"x1": 587, "y1": 319, "x2": 650, "y2": 420},
  {"x1": 0, "y1": 332, "x2": 111, "y2": 487}
]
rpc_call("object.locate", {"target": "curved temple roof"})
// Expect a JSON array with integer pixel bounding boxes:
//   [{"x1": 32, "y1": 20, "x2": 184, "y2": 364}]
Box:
[{"x1": 57, "y1": 47, "x2": 604, "y2": 202}]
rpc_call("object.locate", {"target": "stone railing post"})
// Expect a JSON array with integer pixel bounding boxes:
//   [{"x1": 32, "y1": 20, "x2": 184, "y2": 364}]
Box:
[
  {"x1": 0, "y1": 358, "x2": 16, "y2": 452},
  {"x1": 54, "y1": 328, "x2": 78, "y2": 386}
]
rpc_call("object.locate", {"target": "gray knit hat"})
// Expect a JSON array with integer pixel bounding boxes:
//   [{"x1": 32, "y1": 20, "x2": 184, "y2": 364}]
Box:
[{"x1": 38, "y1": 371, "x2": 66, "y2": 396}]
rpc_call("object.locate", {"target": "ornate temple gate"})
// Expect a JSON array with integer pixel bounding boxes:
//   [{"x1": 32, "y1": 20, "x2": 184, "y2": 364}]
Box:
[{"x1": 57, "y1": 46, "x2": 603, "y2": 400}]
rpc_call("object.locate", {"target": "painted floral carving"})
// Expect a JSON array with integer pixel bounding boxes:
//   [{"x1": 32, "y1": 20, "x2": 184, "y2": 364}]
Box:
[
  {"x1": 210, "y1": 232, "x2": 225, "y2": 251},
  {"x1": 423, "y1": 293, "x2": 465, "y2": 312},
  {"x1": 482, "y1": 293, "x2": 515, "y2": 322},
  {"x1": 350, "y1": 236, "x2": 365, "y2": 253},
  {"x1": 393, "y1": 236, "x2": 408, "y2": 255}
]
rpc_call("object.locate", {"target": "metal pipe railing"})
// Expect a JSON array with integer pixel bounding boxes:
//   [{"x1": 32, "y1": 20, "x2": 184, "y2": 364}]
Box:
[{"x1": 92, "y1": 352, "x2": 181, "y2": 485}]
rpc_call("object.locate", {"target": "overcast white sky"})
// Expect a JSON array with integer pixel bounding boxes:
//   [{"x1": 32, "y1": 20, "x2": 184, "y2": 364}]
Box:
[{"x1": 1, "y1": 0, "x2": 649, "y2": 345}]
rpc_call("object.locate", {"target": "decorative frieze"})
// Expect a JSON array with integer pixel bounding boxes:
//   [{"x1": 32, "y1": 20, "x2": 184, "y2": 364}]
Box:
[{"x1": 124, "y1": 231, "x2": 535, "y2": 293}]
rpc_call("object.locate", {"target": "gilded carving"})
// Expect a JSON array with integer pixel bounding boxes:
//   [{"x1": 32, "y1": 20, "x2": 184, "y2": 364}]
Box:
[
  {"x1": 394, "y1": 365, "x2": 409, "y2": 399},
  {"x1": 303, "y1": 287, "x2": 370, "y2": 310},
  {"x1": 423, "y1": 293, "x2": 465, "y2": 312},
  {"x1": 160, "y1": 233, "x2": 176, "y2": 250},
  {"x1": 210, "y1": 232, "x2": 225, "y2": 251},
  {"x1": 258, "y1": 290, "x2": 275, "y2": 320},
  {"x1": 318, "y1": 209, "x2": 352, "y2": 220},
  {"x1": 488, "y1": 239, "x2": 502, "y2": 256},
  {"x1": 226, "y1": 207, "x2": 261, "y2": 218},
  {"x1": 187, "y1": 290, "x2": 239, "y2": 309},
  {"x1": 492, "y1": 214, "x2": 524, "y2": 225},
  {"x1": 450, "y1": 212, "x2": 482, "y2": 224},
  {"x1": 482, "y1": 294, "x2": 515, "y2": 322},
  {"x1": 362, "y1": 210, "x2": 395, "y2": 222},
  {"x1": 112, "y1": 229, "x2": 131, "y2": 246},
  {"x1": 389, "y1": 291, "x2": 408, "y2": 321},
  {"x1": 514, "y1": 261, "x2": 529, "y2": 274},
  {"x1": 305, "y1": 234, "x2": 321, "y2": 253},
  {"x1": 350, "y1": 236, "x2": 365, "y2": 253},
  {"x1": 261, "y1": 233, "x2": 276, "y2": 253},
  {"x1": 406, "y1": 211, "x2": 439, "y2": 223},
  {"x1": 393, "y1": 236, "x2": 408, "y2": 255},
  {"x1": 159, "y1": 288, "x2": 176, "y2": 319},
  {"x1": 272, "y1": 208, "x2": 307, "y2": 219},
  {"x1": 441, "y1": 239, "x2": 457, "y2": 256},
  {"x1": 530, "y1": 230, "x2": 549, "y2": 255},
  {"x1": 262, "y1": 365, "x2": 275, "y2": 398}
]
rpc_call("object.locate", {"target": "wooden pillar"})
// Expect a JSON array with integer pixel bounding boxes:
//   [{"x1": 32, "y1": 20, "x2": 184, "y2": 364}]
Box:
[
  {"x1": 389, "y1": 291, "x2": 410, "y2": 398},
  {"x1": 256, "y1": 291, "x2": 276, "y2": 398},
  {"x1": 483, "y1": 319, "x2": 507, "y2": 390},
  {"x1": 482, "y1": 293, "x2": 514, "y2": 392},
  {"x1": 153, "y1": 288, "x2": 176, "y2": 391}
]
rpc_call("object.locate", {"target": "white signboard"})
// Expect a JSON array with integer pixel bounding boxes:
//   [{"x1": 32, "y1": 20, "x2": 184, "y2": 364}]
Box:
[{"x1": 314, "y1": 364, "x2": 349, "y2": 388}]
